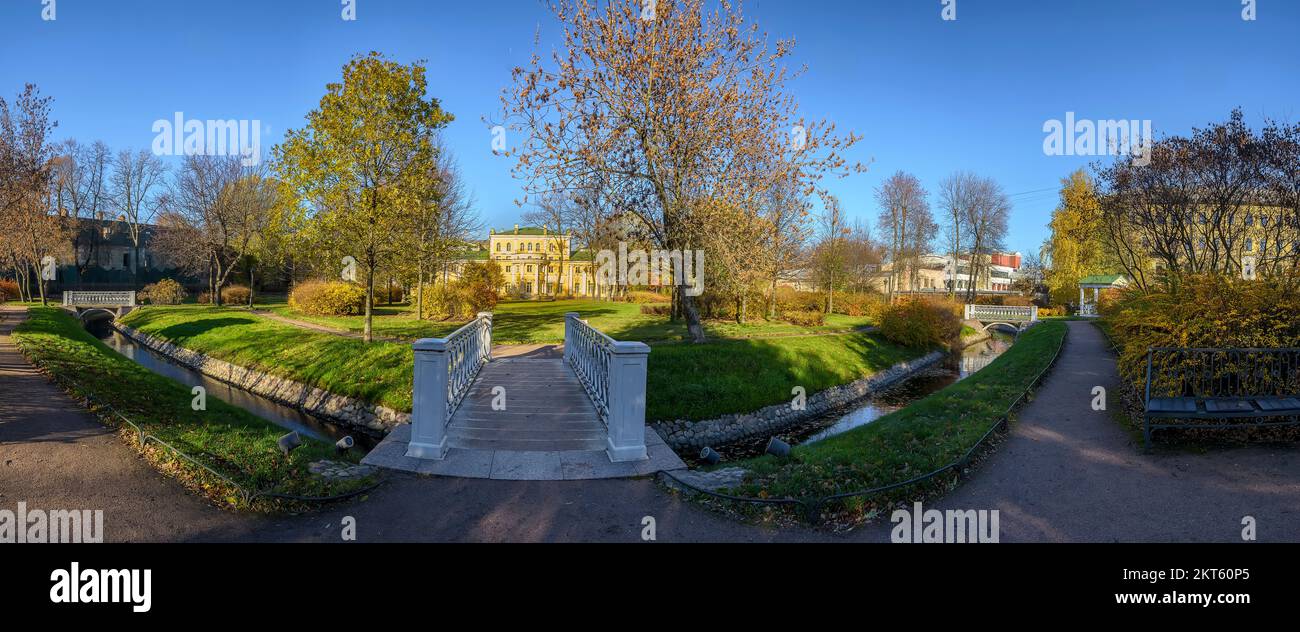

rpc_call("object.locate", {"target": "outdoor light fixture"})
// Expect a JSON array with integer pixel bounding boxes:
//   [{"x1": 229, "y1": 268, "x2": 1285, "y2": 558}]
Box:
[
  {"x1": 766, "y1": 438, "x2": 792, "y2": 458},
  {"x1": 699, "y1": 447, "x2": 721, "y2": 465},
  {"x1": 277, "y1": 432, "x2": 302, "y2": 455},
  {"x1": 335, "y1": 436, "x2": 355, "y2": 453}
]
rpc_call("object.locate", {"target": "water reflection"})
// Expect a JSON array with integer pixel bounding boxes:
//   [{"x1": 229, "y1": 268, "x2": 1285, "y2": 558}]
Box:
[
  {"x1": 85, "y1": 316, "x2": 372, "y2": 450},
  {"x1": 799, "y1": 334, "x2": 1014, "y2": 445}
]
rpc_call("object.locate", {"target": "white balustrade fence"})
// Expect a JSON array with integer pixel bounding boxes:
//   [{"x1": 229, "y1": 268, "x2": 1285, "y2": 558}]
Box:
[
  {"x1": 964, "y1": 304, "x2": 1038, "y2": 322},
  {"x1": 565, "y1": 313, "x2": 650, "y2": 462},
  {"x1": 407, "y1": 312, "x2": 493, "y2": 460},
  {"x1": 63, "y1": 291, "x2": 136, "y2": 307}
]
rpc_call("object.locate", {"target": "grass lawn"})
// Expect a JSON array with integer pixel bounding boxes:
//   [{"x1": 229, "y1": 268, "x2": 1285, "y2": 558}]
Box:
[
  {"x1": 259, "y1": 298, "x2": 875, "y2": 344},
  {"x1": 122, "y1": 304, "x2": 911, "y2": 423},
  {"x1": 121, "y1": 305, "x2": 417, "y2": 411},
  {"x1": 729, "y1": 320, "x2": 1068, "y2": 522},
  {"x1": 648, "y1": 332, "x2": 919, "y2": 421},
  {"x1": 13, "y1": 307, "x2": 375, "y2": 510}
]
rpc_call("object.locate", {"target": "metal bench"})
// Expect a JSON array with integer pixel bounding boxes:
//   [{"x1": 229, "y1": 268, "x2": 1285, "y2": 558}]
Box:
[{"x1": 1143, "y1": 348, "x2": 1300, "y2": 449}]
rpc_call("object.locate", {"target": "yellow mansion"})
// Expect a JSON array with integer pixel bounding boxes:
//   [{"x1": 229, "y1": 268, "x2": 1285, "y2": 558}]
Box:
[{"x1": 450, "y1": 225, "x2": 599, "y2": 298}]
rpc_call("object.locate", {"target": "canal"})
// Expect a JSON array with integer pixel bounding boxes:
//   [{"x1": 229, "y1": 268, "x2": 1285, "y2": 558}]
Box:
[{"x1": 84, "y1": 314, "x2": 374, "y2": 451}]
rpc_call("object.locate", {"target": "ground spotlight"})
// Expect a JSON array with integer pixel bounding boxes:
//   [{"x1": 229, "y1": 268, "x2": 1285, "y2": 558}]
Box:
[
  {"x1": 277, "y1": 431, "x2": 302, "y2": 455},
  {"x1": 699, "y1": 447, "x2": 721, "y2": 465},
  {"x1": 765, "y1": 437, "x2": 792, "y2": 458},
  {"x1": 335, "y1": 436, "x2": 355, "y2": 453}
]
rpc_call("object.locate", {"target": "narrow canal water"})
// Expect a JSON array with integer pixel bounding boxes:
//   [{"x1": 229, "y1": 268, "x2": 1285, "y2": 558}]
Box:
[
  {"x1": 706, "y1": 333, "x2": 1015, "y2": 462},
  {"x1": 84, "y1": 315, "x2": 373, "y2": 451}
]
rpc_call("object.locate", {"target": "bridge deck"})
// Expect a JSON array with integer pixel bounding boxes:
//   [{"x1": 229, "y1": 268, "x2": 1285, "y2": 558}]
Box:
[{"x1": 448, "y1": 358, "x2": 606, "y2": 452}]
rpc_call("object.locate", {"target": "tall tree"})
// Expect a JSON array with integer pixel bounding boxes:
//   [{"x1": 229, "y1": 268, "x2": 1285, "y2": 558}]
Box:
[
  {"x1": 938, "y1": 172, "x2": 975, "y2": 298},
  {"x1": 51, "y1": 140, "x2": 112, "y2": 278},
  {"x1": 0, "y1": 84, "x2": 60, "y2": 305},
  {"x1": 875, "y1": 171, "x2": 935, "y2": 300},
  {"x1": 961, "y1": 175, "x2": 1010, "y2": 302},
  {"x1": 1044, "y1": 169, "x2": 1110, "y2": 305},
  {"x1": 110, "y1": 148, "x2": 167, "y2": 283},
  {"x1": 498, "y1": 0, "x2": 864, "y2": 343},
  {"x1": 275, "y1": 52, "x2": 453, "y2": 342}
]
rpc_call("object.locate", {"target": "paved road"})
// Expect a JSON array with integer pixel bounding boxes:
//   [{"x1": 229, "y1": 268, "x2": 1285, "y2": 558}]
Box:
[{"x1": 4, "y1": 311, "x2": 1297, "y2": 542}]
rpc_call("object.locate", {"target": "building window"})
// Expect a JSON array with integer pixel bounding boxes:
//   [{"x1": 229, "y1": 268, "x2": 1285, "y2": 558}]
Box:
[
  {"x1": 1246, "y1": 238, "x2": 1253, "y2": 252},
  {"x1": 507, "y1": 243, "x2": 513, "y2": 252},
  {"x1": 122, "y1": 252, "x2": 130, "y2": 269},
  {"x1": 496, "y1": 243, "x2": 501, "y2": 252}
]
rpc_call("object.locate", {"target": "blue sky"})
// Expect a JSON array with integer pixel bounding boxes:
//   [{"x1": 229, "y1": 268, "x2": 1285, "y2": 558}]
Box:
[{"x1": 2, "y1": 0, "x2": 1297, "y2": 256}]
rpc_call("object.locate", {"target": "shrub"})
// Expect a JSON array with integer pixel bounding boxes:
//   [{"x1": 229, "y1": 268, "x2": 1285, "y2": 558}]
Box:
[
  {"x1": 289, "y1": 280, "x2": 367, "y2": 316},
  {"x1": 0, "y1": 279, "x2": 18, "y2": 302},
  {"x1": 878, "y1": 297, "x2": 962, "y2": 349},
  {"x1": 774, "y1": 287, "x2": 824, "y2": 313},
  {"x1": 781, "y1": 309, "x2": 825, "y2": 327},
  {"x1": 417, "y1": 262, "x2": 503, "y2": 320},
  {"x1": 140, "y1": 278, "x2": 187, "y2": 305},
  {"x1": 1104, "y1": 276, "x2": 1300, "y2": 394},
  {"x1": 1037, "y1": 306, "x2": 1065, "y2": 318},
  {"x1": 624, "y1": 290, "x2": 671, "y2": 304},
  {"x1": 220, "y1": 284, "x2": 252, "y2": 305},
  {"x1": 641, "y1": 304, "x2": 671, "y2": 316},
  {"x1": 833, "y1": 292, "x2": 888, "y2": 318}
]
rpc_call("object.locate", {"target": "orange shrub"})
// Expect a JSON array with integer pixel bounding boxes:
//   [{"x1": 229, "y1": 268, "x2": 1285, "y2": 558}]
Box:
[
  {"x1": 221, "y1": 284, "x2": 252, "y2": 305},
  {"x1": 0, "y1": 279, "x2": 18, "y2": 302},
  {"x1": 781, "y1": 309, "x2": 825, "y2": 327},
  {"x1": 289, "y1": 280, "x2": 366, "y2": 316},
  {"x1": 879, "y1": 297, "x2": 962, "y2": 349}
]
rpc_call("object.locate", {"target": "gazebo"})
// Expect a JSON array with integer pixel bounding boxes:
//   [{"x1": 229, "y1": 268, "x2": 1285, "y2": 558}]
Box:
[{"x1": 1077, "y1": 274, "x2": 1127, "y2": 317}]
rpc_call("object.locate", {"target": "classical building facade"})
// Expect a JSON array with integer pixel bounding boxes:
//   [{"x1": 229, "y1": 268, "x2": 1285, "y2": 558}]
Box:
[
  {"x1": 873, "y1": 252, "x2": 1023, "y2": 295},
  {"x1": 449, "y1": 225, "x2": 599, "y2": 298}
]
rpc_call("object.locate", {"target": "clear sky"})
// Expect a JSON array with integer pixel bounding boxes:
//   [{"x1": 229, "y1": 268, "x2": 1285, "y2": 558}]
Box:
[{"x1": 2, "y1": 0, "x2": 1297, "y2": 256}]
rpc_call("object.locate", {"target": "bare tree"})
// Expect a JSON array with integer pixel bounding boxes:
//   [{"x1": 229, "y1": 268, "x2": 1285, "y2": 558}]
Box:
[
  {"x1": 51, "y1": 139, "x2": 111, "y2": 278},
  {"x1": 110, "y1": 148, "x2": 167, "y2": 283},
  {"x1": 876, "y1": 171, "x2": 936, "y2": 300},
  {"x1": 938, "y1": 172, "x2": 975, "y2": 298},
  {"x1": 962, "y1": 176, "x2": 1010, "y2": 302}
]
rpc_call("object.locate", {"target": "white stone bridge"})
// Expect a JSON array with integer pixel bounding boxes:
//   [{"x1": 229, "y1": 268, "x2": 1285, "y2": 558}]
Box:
[
  {"x1": 363, "y1": 312, "x2": 684, "y2": 480},
  {"x1": 62, "y1": 291, "x2": 137, "y2": 320},
  {"x1": 964, "y1": 304, "x2": 1039, "y2": 333}
]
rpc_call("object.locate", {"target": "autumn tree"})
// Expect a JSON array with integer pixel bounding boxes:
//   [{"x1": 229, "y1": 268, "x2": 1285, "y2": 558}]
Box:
[
  {"x1": 498, "y1": 0, "x2": 864, "y2": 342},
  {"x1": 275, "y1": 52, "x2": 453, "y2": 342},
  {"x1": 0, "y1": 84, "x2": 60, "y2": 305},
  {"x1": 960, "y1": 175, "x2": 1010, "y2": 302},
  {"x1": 1044, "y1": 169, "x2": 1111, "y2": 305}
]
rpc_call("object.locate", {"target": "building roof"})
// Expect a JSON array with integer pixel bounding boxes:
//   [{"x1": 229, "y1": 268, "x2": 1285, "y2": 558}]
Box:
[
  {"x1": 1079, "y1": 274, "x2": 1127, "y2": 287},
  {"x1": 494, "y1": 226, "x2": 551, "y2": 236}
]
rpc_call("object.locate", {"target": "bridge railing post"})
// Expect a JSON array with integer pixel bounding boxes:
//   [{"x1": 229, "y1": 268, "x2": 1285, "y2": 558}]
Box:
[
  {"x1": 408, "y1": 338, "x2": 451, "y2": 460},
  {"x1": 605, "y1": 341, "x2": 650, "y2": 462},
  {"x1": 964, "y1": 304, "x2": 973, "y2": 320}
]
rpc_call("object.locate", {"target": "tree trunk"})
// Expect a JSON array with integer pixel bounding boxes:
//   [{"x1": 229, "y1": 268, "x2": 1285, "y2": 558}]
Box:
[
  {"x1": 680, "y1": 288, "x2": 706, "y2": 343},
  {"x1": 416, "y1": 262, "x2": 425, "y2": 321},
  {"x1": 248, "y1": 266, "x2": 255, "y2": 308},
  {"x1": 768, "y1": 275, "x2": 778, "y2": 320},
  {"x1": 364, "y1": 265, "x2": 375, "y2": 343}
]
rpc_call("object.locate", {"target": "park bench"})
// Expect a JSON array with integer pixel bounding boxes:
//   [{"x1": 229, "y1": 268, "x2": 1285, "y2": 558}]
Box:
[{"x1": 1143, "y1": 347, "x2": 1300, "y2": 449}]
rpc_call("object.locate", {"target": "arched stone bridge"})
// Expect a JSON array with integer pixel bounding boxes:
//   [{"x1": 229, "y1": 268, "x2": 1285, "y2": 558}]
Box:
[
  {"x1": 62, "y1": 291, "x2": 137, "y2": 320},
  {"x1": 964, "y1": 304, "x2": 1039, "y2": 333}
]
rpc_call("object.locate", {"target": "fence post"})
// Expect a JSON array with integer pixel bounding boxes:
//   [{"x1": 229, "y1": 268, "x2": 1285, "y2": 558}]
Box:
[
  {"x1": 606, "y1": 341, "x2": 650, "y2": 462},
  {"x1": 564, "y1": 312, "x2": 579, "y2": 365},
  {"x1": 964, "y1": 304, "x2": 973, "y2": 320},
  {"x1": 407, "y1": 338, "x2": 450, "y2": 460},
  {"x1": 1031, "y1": 305, "x2": 1039, "y2": 322},
  {"x1": 478, "y1": 312, "x2": 494, "y2": 362}
]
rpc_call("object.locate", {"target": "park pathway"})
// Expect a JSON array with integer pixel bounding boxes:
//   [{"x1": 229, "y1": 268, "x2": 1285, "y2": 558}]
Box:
[
  {"x1": 0, "y1": 307, "x2": 265, "y2": 541},
  {"x1": 853, "y1": 320, "x2": 1300, "y2": 542}
]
